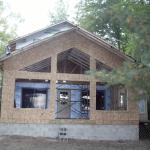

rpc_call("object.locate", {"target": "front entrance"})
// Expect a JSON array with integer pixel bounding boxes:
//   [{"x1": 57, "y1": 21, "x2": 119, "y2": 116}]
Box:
[{"x1": 57, "y1": 90, "x2": 71, "y2": 119}]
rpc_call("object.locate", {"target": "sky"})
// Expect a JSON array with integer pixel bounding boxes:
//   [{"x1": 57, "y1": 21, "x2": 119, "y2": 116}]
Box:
[{"x1": 4, "y1": 0, "x2": 79, "y2": 36}]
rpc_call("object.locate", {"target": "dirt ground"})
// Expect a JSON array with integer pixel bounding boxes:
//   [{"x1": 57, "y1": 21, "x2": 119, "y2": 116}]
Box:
[{"x1": 0, "y1": 136, "x2": 149, "y2": 150}]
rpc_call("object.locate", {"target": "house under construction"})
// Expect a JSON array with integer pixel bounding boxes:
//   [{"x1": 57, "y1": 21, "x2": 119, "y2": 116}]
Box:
[{"x1": 0, "y1": 21, "x2": 146, "y2": 140}]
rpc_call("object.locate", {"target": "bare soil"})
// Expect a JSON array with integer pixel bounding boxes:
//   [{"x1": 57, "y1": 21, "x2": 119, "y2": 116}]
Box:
[{"x1": 0, "y1": 135, "x2": 149, "y2": 150}]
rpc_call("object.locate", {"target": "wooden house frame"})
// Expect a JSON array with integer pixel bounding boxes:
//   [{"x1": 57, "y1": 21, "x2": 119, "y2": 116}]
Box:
[{"x1": 0, "y1": 21, "x2": 140, "y2": 140}]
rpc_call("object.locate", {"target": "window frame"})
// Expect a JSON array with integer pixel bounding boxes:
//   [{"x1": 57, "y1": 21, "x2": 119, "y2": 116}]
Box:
[{"x1": 14, "y1": 79, "x2": 50, "y2": 109}]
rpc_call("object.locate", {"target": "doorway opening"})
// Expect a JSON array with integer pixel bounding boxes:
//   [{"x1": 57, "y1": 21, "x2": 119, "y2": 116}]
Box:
[{"x1": 56, "y1": 81, "x2": 90, "y2": 119}]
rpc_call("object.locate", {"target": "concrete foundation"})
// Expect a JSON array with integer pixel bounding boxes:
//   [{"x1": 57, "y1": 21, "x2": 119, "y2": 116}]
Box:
[{"x1": 0, "y1": 123, "x2": 139, "y2": 141}]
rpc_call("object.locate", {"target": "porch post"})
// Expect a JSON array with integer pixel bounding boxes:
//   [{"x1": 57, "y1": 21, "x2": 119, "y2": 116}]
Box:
[
  {"x1": 49, "y1": 53, "x2": 57, "y2": 119},
  {"x1": 90, "y1": 57, "x2": 96, "y2": 120}
]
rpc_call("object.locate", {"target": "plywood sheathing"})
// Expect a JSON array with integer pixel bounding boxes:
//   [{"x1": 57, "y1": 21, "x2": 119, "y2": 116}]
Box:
[
  {"x1": 0, "y1": 30, "x2": 138, "y2": 125},
  {"x1": 3, "y1": 31, "x2": 123, "y2": 71}
]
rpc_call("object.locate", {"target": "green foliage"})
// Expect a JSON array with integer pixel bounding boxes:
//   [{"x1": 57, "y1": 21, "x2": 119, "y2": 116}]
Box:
[
  {"x1": 79, "y1": 0, "x2": 150, "y2": 101},
  {"x1": 92, "y1": 62, "x2": 150, "y2": 100},
  {"x1": 77, "y1": 0, "x2": 150, "y2": 55},
  {"x1": 0, "y1": 0, "x2": 18, "y2": 55},
  {"x1": 110, "y1": 0, "x2": 150, "y2": 64},
  {"x1": 49, "y1": 0, "x2": 68, "y2": 24},
  {"x1": 77, "y1": 0, "x2": 131, "y2": 50}
]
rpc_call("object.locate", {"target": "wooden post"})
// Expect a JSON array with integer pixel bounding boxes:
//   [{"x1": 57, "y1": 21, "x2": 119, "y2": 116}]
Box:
[
  {"x1": 49, "y1": 54, "x2": 57, "y2": 119},
  {"x1": 1, "y1": 71, "x2": 15, "y2": 120},
  {"x1": 90, "y1": 57, "x2": 96, "y2": 120}
]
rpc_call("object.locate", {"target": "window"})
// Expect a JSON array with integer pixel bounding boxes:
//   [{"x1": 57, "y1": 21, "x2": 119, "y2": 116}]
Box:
[
  {"x1": 96, "y1": 83, "x2": 127, "y2": 111},
  {"x1": 21, "y1": 88, "x2": 48, "y2": 108},
  {"x1": 139, "y1": 99, "x2": 146, "y2": 114},
  {"x1": 59, "y1": 91, "x2": 70, "y2": 105},
  {"x1": 20, "y1": 57, "x2": 51, "y2": 72},
  {"x1": 56, "y1": 81, "x2": 90, "y2": 119},
  {"x1": 96, "y1": 60, "x2": 112, "y2": 72},
  {"x1": 14, "y1": 79, "x2": 50, "y2": 109},
  {"x1": 96, "y1": 90, "x2": 105, "y2": 110},
  {"x1": 96, "y1": 83, "x2": 108, "y2": 110},
  {"x1": 111, "y1": 85, "x2": 127, "y2": 110},
  {"x1": 81, "y1": 90, "x2": 90, "y2": 111},
  {"x1": 57, "y1": 48, "x2": 90, "y2": 74}
]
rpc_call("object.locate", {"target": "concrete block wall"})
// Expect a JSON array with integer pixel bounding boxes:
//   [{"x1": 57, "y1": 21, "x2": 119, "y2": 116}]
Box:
[{"x1": 0, "y1": 123, "x2": 139, "y2": 140}]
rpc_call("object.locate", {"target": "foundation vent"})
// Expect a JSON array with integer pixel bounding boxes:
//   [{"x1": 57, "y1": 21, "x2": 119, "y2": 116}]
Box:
[{"x1": 58, "y1": 127, "x2": 68, "y2": 141}]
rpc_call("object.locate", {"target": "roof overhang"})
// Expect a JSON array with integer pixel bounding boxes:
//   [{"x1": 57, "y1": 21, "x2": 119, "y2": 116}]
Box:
[{"x1": 0, "y1": 21, "x2": 135, "y2": 63}]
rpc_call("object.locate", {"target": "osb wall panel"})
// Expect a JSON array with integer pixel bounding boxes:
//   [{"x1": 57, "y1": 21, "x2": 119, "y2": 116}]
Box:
[
  {"x1": 1, "y1": 70, "x2": 56, "y2": 123},
  {"x1": 73, "y1": 32, "x2": 124, "y2": 69},
  {"x1": 3, "y1": 32, "x2": 75, "y2": 71},
  {"x1": 0, "y1": 30, "x2": 138, "y2": 125},
  {"x1": 1, "y1": 70, "x2": 138, "y2": 125},
  {"x1": 3, "y1": 30, "x2": 124, "y2": 71}
]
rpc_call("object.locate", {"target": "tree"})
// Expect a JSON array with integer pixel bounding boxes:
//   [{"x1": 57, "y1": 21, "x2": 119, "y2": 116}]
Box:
[
  {"x1": 87, "y1": 0, "x2": 150, "y2": 100},
  {"x1": 0, "y1": 0, "x2": 18, "y2": 54},
  {"x1": 49, "y1": 0, "x2": 69, "y2": 24},
  {"x1": 108, "y1": 0, "x2": 150, "y2": 62},
  {"x1": 77, "y1": 0, "x2": 130, "y2": 50}
]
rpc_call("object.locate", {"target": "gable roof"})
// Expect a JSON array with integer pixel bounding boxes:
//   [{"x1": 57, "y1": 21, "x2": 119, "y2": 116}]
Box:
[{"x1": 0, "y1": 21, "x2": 134, "y2": 62}]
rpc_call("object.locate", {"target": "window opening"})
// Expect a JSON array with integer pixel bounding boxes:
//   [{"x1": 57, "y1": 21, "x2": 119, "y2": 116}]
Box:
[
  {"x1": 14, "y1": 79, "x2": 50, "y2": 109},
  {"x1": 57, "y1": 48, "x2": 90, "y2": 74},
  {"x1": 20, "y1": 57, "x2": 51, "y2": 72},
  {"x1": 56, "y1": 81, "x2": 90, "y2": 119}
]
